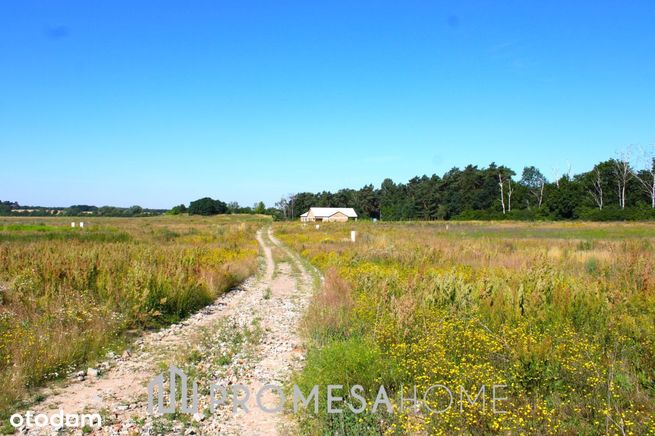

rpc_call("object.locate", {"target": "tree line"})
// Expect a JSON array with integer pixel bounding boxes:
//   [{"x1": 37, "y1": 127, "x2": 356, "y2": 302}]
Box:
[
  {"x1": 276, "y1": 149, "x2": 655, "y2": 221},
  {"x1": 0, "y1": 198, "x2": 273, "y2": 218},
  {"x1": 170, "y1": 198, "x2": 273, "y2": 216},
  {"x1": 4, "y1": 148, "x2": 654, "y2": 221},
  {"x1": 0, "y1": 202, "x2": 166, "y2": 217}
]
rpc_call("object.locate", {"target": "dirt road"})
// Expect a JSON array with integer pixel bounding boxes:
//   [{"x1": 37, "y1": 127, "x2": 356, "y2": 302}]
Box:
[{"x1": 20, "y1": 226, "x2": 317, "y2": 435}]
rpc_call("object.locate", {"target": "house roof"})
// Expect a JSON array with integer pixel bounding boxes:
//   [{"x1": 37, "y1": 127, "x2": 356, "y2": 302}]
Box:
[
  {"x1": 300, "y1": 212, "x2": 309, "y2": 217},
  {"x1": 308, "y1": 207, "x2": 358, "y2": 218}
]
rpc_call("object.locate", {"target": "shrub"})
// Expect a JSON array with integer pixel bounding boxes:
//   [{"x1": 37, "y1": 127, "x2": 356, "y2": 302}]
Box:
[
  {"x1": 576, "y1": 207, "x2": 655, "y2": 221},
  {"x1": 188, "y1": 197, "x2": 228, "y2": 215}
]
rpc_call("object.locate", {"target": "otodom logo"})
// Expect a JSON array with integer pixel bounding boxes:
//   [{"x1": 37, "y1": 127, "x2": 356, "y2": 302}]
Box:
[{"x1": 9, "y1": 410, "x2": 102, "y2": 430}]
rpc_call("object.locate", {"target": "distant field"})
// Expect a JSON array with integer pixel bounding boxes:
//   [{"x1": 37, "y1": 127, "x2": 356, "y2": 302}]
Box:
[
  {"x1": 276, "y1": 220, "x2": 655, "y2": 434},
  {"x1": 0, "y1": 215, "x2": 268, "y2": 416}
]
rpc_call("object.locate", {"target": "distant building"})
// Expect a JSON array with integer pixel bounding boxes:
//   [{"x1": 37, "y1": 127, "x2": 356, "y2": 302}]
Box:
[{"x1": 300, "y1": 207, "x2": 358, "y2": 222}]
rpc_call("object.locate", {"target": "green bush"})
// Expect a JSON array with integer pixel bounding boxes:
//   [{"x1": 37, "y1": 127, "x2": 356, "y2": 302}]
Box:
[
  {"x1": 188, "y1": 197, "x2": 228, "y2": 215},
  {"x1": 576, "y1": 207, "x2": 655, "y2": 221},
  {"x1": 293, "y1": 336, "x2": 400, "y2": 434}
]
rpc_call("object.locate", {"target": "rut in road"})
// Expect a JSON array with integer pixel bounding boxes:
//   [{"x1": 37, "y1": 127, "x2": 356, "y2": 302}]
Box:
[{"x1": 21, "y1": 226, "x2": 318, "y2": 435}]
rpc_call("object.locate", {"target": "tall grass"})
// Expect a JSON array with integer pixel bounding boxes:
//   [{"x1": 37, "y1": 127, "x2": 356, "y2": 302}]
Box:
[
  {"x1": 277, "y1": 221, "x2": 655, "y2": 434},
  {"x1": 0, "y1": 215, "x2": 266, "y2": 416}
]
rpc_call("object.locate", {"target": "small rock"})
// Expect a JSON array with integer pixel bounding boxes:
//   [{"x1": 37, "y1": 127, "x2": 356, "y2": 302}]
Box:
[
  {"x1": 122, "y1": 349, "x2": 132, "y2": 358},
  {"x1": 193, "y1": 412, "x2": 205, "y2": 422},
  {"x1": 87, "y1": 367, "x2": 100, "y2": 377},
  {"x1": 115, "y1": 404, "x2": 129, "y2": 411}
]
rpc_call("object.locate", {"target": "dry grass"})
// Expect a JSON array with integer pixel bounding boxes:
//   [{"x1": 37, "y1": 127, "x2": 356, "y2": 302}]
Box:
[
  {"x1": 301, "y1": 268, "x2": 352, "y2": 340},
  {"x1": 0, "y1": 215, "x2": 267, "y2": 416}
]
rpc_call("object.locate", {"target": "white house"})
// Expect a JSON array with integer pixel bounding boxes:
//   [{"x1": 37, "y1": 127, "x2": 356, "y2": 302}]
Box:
[{"x1": 300, "y1": 207, "x2": 358, "y2": 222}]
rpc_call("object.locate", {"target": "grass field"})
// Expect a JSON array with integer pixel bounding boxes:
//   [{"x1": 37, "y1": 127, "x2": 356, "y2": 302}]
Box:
[
  {"x1": 275, "y1": 221, "x2": 655, "y2": 434},
  {"x1": 0, "y1": 215, "x2": 268, "y2": 416}
]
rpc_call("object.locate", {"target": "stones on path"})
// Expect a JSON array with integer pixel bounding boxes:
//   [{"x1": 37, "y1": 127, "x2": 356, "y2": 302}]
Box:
[{"x1": 18, "y1": 228, "x2": 316, "y2": 436}]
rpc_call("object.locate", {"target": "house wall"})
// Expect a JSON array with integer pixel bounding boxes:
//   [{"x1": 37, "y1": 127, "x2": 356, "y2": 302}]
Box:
[
  {"x1": 301, "y1": 209, "x2": 355, "y2": 222},
  {"x1": 326, "y1": 211, "x2": 349, "y2": 222}
]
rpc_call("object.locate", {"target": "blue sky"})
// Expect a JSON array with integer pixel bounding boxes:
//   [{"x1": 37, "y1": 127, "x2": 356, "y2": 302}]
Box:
[{"x1": 1, "y1": 1, "x2": 654, "y2": 208}]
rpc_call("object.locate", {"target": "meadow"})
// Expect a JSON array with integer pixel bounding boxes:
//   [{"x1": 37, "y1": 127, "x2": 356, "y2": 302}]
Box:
[
  {"x1": 0, "y1": 215, "x2": 267, "y2": 416},
  {"x1": 275, "y1": 221, "x2": 655, "y2": 434}
]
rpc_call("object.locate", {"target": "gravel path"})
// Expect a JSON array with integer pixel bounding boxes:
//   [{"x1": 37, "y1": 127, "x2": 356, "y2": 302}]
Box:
[{"x1": 18, "y1": 226, "x2": 316, "y2": 435}]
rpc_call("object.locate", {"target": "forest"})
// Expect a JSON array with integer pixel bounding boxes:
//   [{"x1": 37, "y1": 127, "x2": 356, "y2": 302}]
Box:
[
  {"x1": 277, "y1": 154, "x2": 655, "y2": 221},
  {"x1": 4, "y1": 152, "x2": 655, "y2": 222}
]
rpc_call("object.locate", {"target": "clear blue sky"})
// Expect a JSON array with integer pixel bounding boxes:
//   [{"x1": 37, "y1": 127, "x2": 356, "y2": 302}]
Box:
[{"x1": 1, "y1": 1, "x2": 654, "y2": 208}]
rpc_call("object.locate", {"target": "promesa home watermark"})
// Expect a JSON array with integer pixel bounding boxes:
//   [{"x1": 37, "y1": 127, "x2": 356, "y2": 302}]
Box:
[{"x1": 148, "y1": 365, "x2": 509, "y2": 416}]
